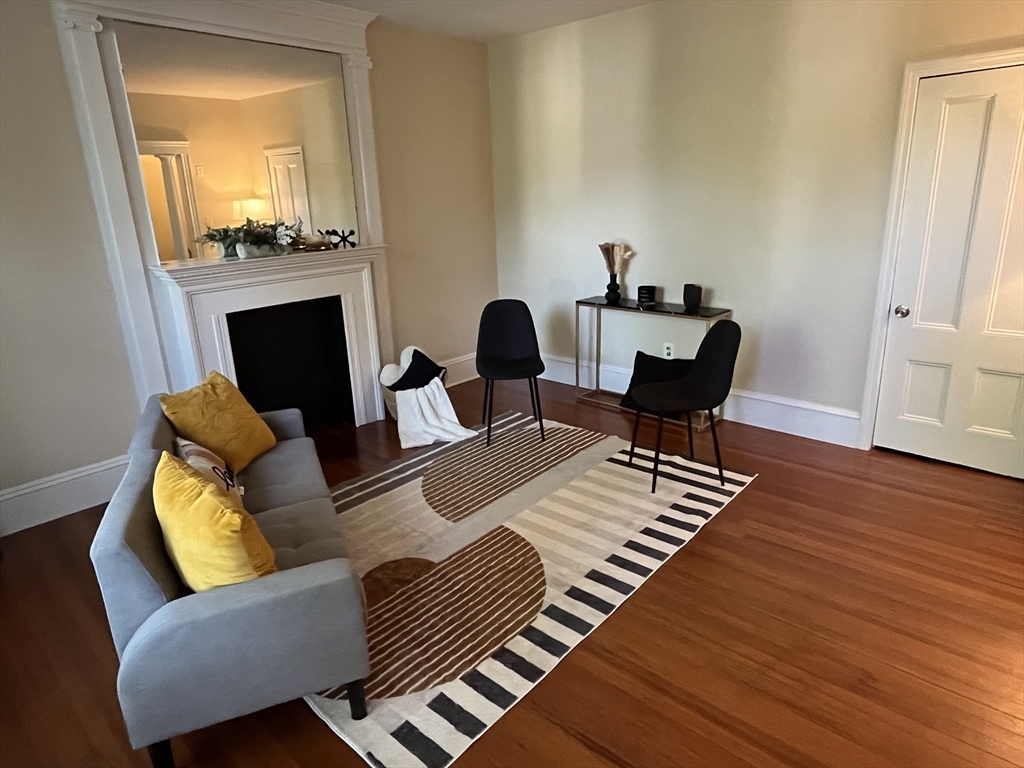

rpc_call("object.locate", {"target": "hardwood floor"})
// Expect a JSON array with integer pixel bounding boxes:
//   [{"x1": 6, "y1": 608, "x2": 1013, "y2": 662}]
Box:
[{"x1": 1, "y1": 378, "x2": 1021, "y2": 768}]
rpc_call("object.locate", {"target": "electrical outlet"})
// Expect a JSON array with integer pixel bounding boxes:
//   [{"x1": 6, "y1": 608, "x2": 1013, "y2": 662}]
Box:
[
  {"x1": 663, "y1": 342, "x2": 674, "y2": 358},
  {"x1": 195, "y1": 165, "x2": 204, "y2": 177}
]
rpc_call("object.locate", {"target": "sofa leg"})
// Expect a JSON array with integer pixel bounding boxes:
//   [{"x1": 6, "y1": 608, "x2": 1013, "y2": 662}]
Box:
[
  {"x1": 147, "y1": 739, "x2": 173, "y2": 768},
  {"x1": 348, "y1": 679, "x2": 368, "y2": 720}
]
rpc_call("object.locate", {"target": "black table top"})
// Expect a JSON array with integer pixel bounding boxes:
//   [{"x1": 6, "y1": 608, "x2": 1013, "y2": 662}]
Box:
[{"x1": 576, "y1": 296, "x2": 731, "y2": 318}]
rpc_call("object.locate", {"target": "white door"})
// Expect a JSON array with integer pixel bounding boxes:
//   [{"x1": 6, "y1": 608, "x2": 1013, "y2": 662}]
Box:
[
  {"x1": 264, "y1": 147, "x2": 312, "y2": 229},
  {"x1": 875, "y1": 65, "x2": 1024, "y2": 478}
]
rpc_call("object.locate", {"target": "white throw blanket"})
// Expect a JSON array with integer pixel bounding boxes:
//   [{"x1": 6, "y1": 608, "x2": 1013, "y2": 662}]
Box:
[{"x1": 395, "y1": 377, "x2": 476, "y2": 449}]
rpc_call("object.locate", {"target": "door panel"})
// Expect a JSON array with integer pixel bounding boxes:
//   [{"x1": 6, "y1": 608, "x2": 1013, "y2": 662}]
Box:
[
  {"x1": 265, "y1": 148, "x2": 312, "y2": 230},
  {"x1": 875, "y1": 65, "x2": 1024, "y2": 478}
]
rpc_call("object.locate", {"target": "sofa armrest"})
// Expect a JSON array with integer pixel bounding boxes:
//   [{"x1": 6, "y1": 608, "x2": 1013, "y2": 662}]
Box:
[
  {"x1": 117, "y1": 559, "x2": 368, "y2": 748},
  {"x1": 259, "y1": 408, "x2": 305, "y2": 440}
]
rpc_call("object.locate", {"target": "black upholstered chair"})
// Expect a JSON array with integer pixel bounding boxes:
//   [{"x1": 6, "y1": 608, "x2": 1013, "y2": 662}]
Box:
[
  {"x1": 476, "y1": 299, "x2": 546, "y2": 445},
  {"x1": 625, "y1": 320, "x2": 741, "y2": 492}
]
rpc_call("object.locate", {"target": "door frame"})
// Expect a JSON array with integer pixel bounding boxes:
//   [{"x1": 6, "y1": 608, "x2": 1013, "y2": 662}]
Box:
[{"x1": 857, "y1": 46, "x2": 1024, "y2": 450}]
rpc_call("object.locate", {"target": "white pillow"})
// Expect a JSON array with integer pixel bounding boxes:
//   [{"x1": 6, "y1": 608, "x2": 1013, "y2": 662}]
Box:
[{"x1": 173, "y1": 437, "x2": 244, "y2": 501}]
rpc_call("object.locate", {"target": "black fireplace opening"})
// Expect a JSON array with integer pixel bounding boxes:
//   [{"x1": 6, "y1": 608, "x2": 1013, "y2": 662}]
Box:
[{"x1": 226, "y1": 297, "x2": 355, "y2": 433}]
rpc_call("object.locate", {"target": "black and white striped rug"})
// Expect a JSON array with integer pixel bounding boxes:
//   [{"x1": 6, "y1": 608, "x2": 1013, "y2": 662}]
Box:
[{"x1": 307, "y1": 412, "x2": 755, "y2": 767}]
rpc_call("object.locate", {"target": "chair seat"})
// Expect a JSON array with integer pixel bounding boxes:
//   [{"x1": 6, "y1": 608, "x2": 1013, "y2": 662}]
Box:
[
  {"x1": 630, "y1": 379, "x2": 719, "y2": 415},
  {"x1": 238, "y1": 438, "x2": 331, "y2": 513},
  {"x1": 253, "y1": 498, "x2": 349, "y2": 570},
  {"x1": 476, "y1": 354, "x2": 545, "y2": 380}
]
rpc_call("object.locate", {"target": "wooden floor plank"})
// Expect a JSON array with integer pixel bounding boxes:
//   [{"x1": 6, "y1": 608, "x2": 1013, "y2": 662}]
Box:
[{"x1": 1, "y1": 378, "x2": 1021, "y2": 768}]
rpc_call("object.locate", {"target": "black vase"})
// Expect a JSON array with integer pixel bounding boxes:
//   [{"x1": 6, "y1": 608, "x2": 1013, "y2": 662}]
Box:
[
  {"x1": 605, "y1": 273, "x2": 621, "y2": 304},
  {"x1": 683, "y1": 283, "x2": 702, "y2": 312}
]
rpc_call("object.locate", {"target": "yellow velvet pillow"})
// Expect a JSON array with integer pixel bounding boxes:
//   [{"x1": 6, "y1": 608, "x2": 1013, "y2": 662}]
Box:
[
  {"x1": 159, "y1": 371, "x2": 275, "y2": 471},
  {"x1": 153, "y1": 452, "x2": 276, "y2": 592}
]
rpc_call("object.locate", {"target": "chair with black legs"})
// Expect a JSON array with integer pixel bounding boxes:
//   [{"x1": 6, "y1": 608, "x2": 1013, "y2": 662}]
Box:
[
  {"x1": 476, "y1": 299, "x2": 546, "y2": 446},
  {"x1": 624, "y1": 320, "x2": 741, "y2": 492}
]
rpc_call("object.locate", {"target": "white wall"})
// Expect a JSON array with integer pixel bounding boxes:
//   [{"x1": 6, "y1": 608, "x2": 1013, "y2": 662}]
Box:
[
  {"x1": 0, "y1": 0, "x2": 139, "y2": 492},
  {"x1": 489, "y1": 0, "x2": 1024, "y2": 418}
]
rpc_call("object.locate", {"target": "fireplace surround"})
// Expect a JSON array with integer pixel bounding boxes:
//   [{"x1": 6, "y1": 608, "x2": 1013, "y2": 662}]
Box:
[{"x1": 151, "y1": 247, "x2": 386, "y2": 425}]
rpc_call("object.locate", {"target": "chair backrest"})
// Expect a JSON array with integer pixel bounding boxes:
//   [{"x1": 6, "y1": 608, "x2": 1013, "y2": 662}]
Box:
[
  {"x1": 476, "y1": 299, "x2": 541, "y2": 360},
  {"x1": 688, "y1": 319, "x2": 742, "y2": 408},
  {"x1": 90, "y1": 449, "x2": 185, "y2": 658}
]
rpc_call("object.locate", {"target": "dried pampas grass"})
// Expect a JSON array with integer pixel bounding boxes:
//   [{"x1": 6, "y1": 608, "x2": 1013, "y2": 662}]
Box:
[{"x1": 599, "y1": 242, "x2": 636, "y2": 275}]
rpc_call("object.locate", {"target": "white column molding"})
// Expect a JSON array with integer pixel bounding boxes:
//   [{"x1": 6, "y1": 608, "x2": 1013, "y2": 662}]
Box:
[
  {"x1": 51, "y1": 1, "x2": 171, "y2": 406},
  {"x1": 55, "y1": 6, "x2": 103, "y2": 31},
  {"x1": 342, "y1": 50, "x2": 394, "y2": 363}
]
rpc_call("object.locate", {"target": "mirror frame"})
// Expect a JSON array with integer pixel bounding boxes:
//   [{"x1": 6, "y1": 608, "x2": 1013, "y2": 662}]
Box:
[{"x1": 51, "y1": 0, "x2": 391, "y2": 406}]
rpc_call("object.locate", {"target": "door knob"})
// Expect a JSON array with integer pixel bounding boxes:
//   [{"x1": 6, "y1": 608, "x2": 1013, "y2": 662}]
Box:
[{"x1": 893, "y1": 304, "x2": 910, "y2": 318}]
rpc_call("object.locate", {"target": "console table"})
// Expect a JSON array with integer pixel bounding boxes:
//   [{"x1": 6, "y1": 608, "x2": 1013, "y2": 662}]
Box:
[{"x1": 574, "y1": 296, "x2": 733, "y2": 430}]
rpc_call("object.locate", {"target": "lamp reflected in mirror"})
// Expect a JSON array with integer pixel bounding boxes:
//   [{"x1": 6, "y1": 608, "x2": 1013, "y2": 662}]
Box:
[{"x1": 232, "y1": 198, "x2": 271, "y2": 222}]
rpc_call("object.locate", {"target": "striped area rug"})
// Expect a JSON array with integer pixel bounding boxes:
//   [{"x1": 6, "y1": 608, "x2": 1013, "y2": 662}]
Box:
[{"x1": 307, "y1": 412, "x2": 755, "y2": 767}]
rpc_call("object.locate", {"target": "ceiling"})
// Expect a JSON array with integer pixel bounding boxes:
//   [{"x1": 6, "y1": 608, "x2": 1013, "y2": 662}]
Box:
[
  {"x1": 113, "y1": 21, "x2": 343, "y2": 100},
  {"x1": 327, "y1": 0, "x2": 651, "y2": 42}
]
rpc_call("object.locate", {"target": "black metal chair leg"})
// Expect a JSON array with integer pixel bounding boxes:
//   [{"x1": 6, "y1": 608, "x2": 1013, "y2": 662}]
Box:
[
  {"x1": 532, "y1": 378, "x2": 545, "y2": 440},
  {"x1": 486, "y1": 379, "x2": 495, "y2": 445},
  {"x1": 628, "y1": 410, "x2": 641, "y2": 465},
  {"x1": 481, "y1": 378, "x2": 491, "y2": 424},
  {"x1": 348, "y1": 679, "x2": 368, "y2": 720},
  {"x1": 708, "y1": 409, "x2": 724, "y2": 485},
  {"x1": 528, "y1": 376, "x2": 538, "y2": 421},
  {"x1": 651, "y1": 415, "x2": 664, "y2": 493},
  {"x1": 686, "y1": 412, "x2": 695, "y2": 460},
  {"x1": 147, "y1": 740, "x2": 173, "y2": 768}
]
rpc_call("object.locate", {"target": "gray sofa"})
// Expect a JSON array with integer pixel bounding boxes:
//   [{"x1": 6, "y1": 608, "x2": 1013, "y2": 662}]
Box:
[{"x1": 91, "y1": 396, "x2": 369, "y2": 768}]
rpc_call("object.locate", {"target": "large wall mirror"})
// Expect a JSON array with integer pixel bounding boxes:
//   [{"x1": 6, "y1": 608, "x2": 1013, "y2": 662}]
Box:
[{"x1": 112, "y1": 21, "x2": 360, "y2": 261}]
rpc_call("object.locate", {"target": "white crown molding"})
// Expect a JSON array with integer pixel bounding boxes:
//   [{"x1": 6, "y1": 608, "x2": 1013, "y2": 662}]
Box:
[
  {"x1": 54, "y1": 0, "x2": 377, "y2": 54},
  {"x1": 0, "y1": 455, "x2": 128, "y2": 537},
  {"x1": 540, "y1": 353, "x2": 862, "y2": 448}
]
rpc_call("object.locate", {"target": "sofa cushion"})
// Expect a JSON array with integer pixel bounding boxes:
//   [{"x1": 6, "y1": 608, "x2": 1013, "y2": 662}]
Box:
[
  {"x1": 159, "y1": 371, "x2": 276, "y2": 471},
  {"x1": 253, "y1": 498, "x2": 348, "y2": 570},
  {"x1": 238, "y1": 437, "x2": 331, "y2": 513},
  {"x1": 153, "y1": 453, "x2": 277, "y2": 593}
]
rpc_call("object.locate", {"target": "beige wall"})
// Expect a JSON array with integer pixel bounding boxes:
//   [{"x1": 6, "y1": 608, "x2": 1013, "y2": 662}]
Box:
[
  {"x1": 367, "y1": 19, "x2": 499, "y2": 363},
  {"x1": 489, "y1": 0, "x2": 1024, "y2": 411},
  {"x1": 0, "y1": 0, "x2": 139, "y2": 489}
]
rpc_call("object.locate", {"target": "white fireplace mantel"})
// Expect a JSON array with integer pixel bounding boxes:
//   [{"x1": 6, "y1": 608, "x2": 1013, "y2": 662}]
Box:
[{"x1": 150, "y1": 247, "x2": 388, "y2": 425}]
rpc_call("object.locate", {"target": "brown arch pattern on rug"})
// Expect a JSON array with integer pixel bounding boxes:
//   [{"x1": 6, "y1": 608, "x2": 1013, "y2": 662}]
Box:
[
  {"x1": 422, "y1": 425, "x2": 606, "y2": 522},
  {"x1": 329, "y1": 526, "x2": 546, "y2": 701}
]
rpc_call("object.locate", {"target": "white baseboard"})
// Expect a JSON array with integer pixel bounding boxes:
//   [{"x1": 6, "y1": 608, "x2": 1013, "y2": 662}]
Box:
[
  {"x1": 724, "y1": 389, "x2": 862, "y2": 448},
  {"x1": 541, "y1": 353, "x2": 633, "y2": 393},
  {"x1": 0, "y1": 455, "x2": 128, "y2": 537},
  {"x1": 541, "y1": 353, "x2": 863, "y2": 448},
  {"x1": 441, "y1": 353, "x2": 479, "y2": 387}
]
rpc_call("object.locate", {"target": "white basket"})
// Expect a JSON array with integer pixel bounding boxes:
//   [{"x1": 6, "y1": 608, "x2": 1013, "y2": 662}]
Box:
[{"x1": 381, "y1": 386, "x2": 398, "y2": 420}]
